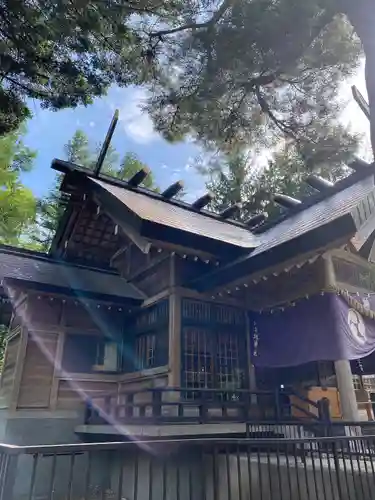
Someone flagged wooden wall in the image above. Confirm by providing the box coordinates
[1,290,173,413]
[0,330,21,408]
[56,377,118,411]
[18,332,58,408]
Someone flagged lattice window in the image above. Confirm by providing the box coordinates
[182,299,245,326]
[182,300,211,322]
[352,375,362,391]
[216,332,241,395]
[136,333,156,369]
[363,375,375,392]
[183,327,214,396]
[182,327,244,399]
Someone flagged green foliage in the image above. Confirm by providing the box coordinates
[0,324,7,372]
[202,121,360,220]
[33,130,158,250]
[0,0,197,135]
[146,1,363,152]
[0,127,37,244]
[0,0,143,135]
[1,0,372,152]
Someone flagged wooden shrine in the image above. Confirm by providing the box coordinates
[1,118,375,443]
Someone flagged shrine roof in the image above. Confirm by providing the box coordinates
[0,245,144,304]
[90,177,257,249]
[52,159,375,288]
[195,170,375,290]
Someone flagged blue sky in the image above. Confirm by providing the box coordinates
[21,66,371,203]
[22,86,206,202]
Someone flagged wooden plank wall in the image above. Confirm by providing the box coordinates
[17,332,58,408]
[0,333,21,408]
[56,379,118,411]
[118,374,168,406]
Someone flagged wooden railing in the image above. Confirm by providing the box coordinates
[84,387,327,426]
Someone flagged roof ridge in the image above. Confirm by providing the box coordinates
[53,159,251,230]
[53,158,375,236]
[254,165,375,233]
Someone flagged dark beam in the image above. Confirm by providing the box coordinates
[352,85,370,121]
[245,213,267,228]
[273,194,301,209]
[94,110,119,177]
[192,192,213,210]
[305,175,334,192]
[161,181,184,199]
[220,203,241,219]
[127,167,150,187]
[348,157,372,171]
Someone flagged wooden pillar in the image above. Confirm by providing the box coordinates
[10,326,28,411]
[50,330,66,410]
[335,359,360,421]
[324,253,359,421]
[323,253,336,288]
[168,293,181,388]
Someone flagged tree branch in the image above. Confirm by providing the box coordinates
[2,75,50,99]
[149,0,233,37]
[254,85,297,140]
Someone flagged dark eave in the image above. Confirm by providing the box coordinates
[192,169,375,292]
[0,245,144,305]
[192,215,355,292]
[52,160,257,256]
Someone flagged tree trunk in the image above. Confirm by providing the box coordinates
[340,0,375,160]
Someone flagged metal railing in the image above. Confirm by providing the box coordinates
[2,433,375,499]
[84,387,324,426]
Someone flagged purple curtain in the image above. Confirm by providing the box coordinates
[252,292,375,367]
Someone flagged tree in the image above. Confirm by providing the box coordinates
[135,0,374,156]
[0,127,37,244]
[3,2,375,160]
[64,130,120,173]
[0,0,160,135]
[201,121,359,220]
[33,130,158,250]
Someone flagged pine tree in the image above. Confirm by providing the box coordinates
[141,0,374,156]
[33,130,158,250]
[202,122,359,220]
[0,127,37,244]
[0,0,165,135]
[2,1,375,159]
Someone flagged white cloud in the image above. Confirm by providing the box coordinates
[89,121,95,128]
[118,89,159,144]
[161,164,168,169]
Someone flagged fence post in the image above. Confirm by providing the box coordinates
[320,398,343,500]
[0,453,18,500]
[274,388,281,420]
[153,390,162,418]
[84,400,92,425]
[199,391,208,423]
[332,441,344,500]
[126,393,134,418]
[317,397,331,436]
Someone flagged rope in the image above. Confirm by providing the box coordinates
[327,285,375,320]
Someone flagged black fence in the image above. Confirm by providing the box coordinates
[2,433,375,499]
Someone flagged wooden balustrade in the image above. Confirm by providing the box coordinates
[84,387,322,425]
